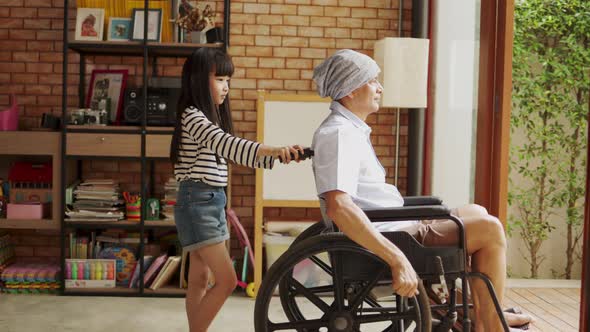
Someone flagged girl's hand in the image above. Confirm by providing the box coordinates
[259,145,305,164]
[275,145,305,164]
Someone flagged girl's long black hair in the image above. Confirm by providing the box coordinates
[170,48,235,163]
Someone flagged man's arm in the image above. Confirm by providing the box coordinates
[324,190,419,297]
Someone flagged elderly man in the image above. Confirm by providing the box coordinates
[311,49,531,331]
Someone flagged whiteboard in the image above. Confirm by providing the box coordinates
[259,96,331,201]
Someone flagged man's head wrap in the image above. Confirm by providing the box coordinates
[313,49,380,100]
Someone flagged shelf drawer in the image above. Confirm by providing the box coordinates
[67,133,140,157]
[146,135,172,158]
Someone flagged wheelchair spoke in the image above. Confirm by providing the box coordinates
[308,255,333,276]
[268,318,328,331]
[330,251,346,311]
[290,276,331,313]
[350,266,388,311]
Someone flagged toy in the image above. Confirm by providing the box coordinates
[226,208,255,297]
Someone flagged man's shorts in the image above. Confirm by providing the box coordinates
[401,208,461,247]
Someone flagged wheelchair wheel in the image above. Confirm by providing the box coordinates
[254,233,431,332]
[291,221,328,246]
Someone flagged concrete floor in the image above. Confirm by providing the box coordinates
[0,293,256,332]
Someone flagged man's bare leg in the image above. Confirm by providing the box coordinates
[457,204,531,330]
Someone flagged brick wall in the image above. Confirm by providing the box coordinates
[0,0,411,261]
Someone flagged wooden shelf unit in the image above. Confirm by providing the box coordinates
[0,131,61,230]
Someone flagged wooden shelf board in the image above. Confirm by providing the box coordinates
[144,220,176,228]
[64,220,141,229]
[143,285,186,295]
[64,286,139,295]
[0,218,58,230]
[68,40,222,57]
[66,125,174,133]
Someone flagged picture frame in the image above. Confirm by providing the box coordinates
[86,69,128,125]
[130,8,163,42]
[107,17,132,42]
[75,8,105,41]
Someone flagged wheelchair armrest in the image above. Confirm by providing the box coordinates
[363,205,451,222]
[403,196,443,206]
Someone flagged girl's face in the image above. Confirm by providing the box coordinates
[209,72,230,106]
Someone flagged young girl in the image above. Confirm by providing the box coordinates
[170,48,303,332]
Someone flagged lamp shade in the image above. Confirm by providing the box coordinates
[374,37,430,108]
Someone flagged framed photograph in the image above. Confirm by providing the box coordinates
[130,8,162,42]
[86,69,128,124]
[107,17,132,42]
[75,8,105,41]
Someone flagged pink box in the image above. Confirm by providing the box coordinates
[6,202,50,219]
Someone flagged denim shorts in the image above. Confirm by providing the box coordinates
[174,180,228,251]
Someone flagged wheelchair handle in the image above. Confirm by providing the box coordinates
[278,147,314,162]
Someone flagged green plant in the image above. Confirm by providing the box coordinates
[510,0,589,278]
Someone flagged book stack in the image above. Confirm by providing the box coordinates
[161,177,178,221]
[66,179,125,222]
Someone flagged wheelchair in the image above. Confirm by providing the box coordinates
[253,196,510,332]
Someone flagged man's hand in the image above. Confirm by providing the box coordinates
[390,255,419,297]
[324,190,420,298]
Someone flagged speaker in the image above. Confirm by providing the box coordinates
[123,88,179,126]
[123,89,143,124]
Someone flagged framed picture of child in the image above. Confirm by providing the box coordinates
[107,17,132,42]
[75,8,105,41]
[130,8,163,42]
[86,69,128,124]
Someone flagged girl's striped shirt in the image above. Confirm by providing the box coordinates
[174,107,274,187]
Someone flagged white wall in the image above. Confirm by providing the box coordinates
[430,0,480,208]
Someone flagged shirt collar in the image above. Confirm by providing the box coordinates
[330,101,372,135]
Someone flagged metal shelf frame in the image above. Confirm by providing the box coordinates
[59,0,230,297]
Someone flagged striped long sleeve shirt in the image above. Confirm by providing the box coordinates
[174,107,275,187]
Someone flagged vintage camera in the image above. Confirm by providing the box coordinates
[84,109,108,126]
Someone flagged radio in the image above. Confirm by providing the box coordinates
[123,87,180,126]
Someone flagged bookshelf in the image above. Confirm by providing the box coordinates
[59,0,231,297]
[0,131,64,231]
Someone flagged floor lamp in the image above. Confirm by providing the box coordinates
[374,37,430,186]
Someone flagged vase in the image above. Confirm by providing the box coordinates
[189,31,207,44]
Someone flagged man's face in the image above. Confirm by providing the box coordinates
[351,78,383,114]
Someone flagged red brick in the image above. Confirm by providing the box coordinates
[255,35,281,46]
[233,56,258,68]
[273,47,299,58]
[286,0,311,4]
[27,40,54,51]
[14,246,34,256]
[0,18,23,28]
[37,30,61,40]
[13,51,39,62]
[243,24,270,35]
[37,8,61,18]
[0,8,10,16]
[311,0,337,5]
[298,5,323,16]
[10,29,36,39]
[282,37,308,47]
[246,68,273,79]
[231,78,257,89]
[246,46,273,57]
[340,0,364,6]
[325,27,351,38]
[364,18,389,29]
[243,3,270,14]
[286,58,312,69]
[310,16,336,27]
[10,7,36,18]
[336,39,363,49]
[23,18,51,29]
[0,29,7,39]
[270,4,297,15]
[26,63,53,73]
[230,2,243,12]
[231,13,256,24]
[324,6,350,17]
[232,35,255,46]
[259,57,284,68]
[257,79,283,90]
[256,15,282,25]
[230,24,243,35]
[270,25,297,36]
[309,37,335,48]
[12,73,38,84]
[337,17,363,28]
[37,95,59,106]
[0,62,25,73]
[0,0,24,6]
[25,84,52,95]
[0,73,10,83]
[300,48,326,59]
[37,73,62,85]
[25,0,52,7]
[285,79,310,90]
[284,15,309,26]
[298,26,323,37]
